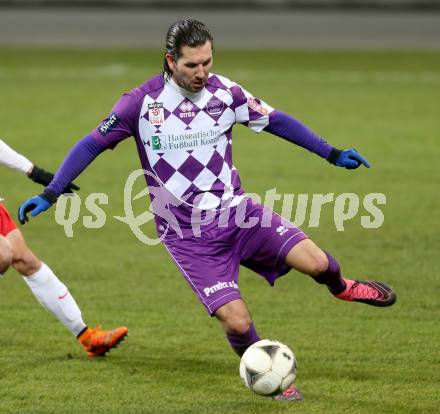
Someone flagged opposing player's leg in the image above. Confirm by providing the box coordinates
[284,239,396,307]
[7,228,87,334]
[0,235,13,275]
[6,228,128,357]
[0,203,16,274]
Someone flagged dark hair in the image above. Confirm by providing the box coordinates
[163,19,214,78]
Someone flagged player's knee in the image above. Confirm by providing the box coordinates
[215,299,252,334]
[308,250,329,276]
[226,315,252,335]
[12,248,41,276]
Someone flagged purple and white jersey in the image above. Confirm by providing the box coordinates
[91,73,274,232]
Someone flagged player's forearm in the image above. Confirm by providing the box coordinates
[264,111,334,159]
[0,138,33,174]
[43,134,106,202]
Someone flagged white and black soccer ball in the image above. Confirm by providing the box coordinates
[239,339,297,396]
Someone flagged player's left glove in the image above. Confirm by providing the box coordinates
[28,165,80,193]
[18,194,52,224]
[327,148,370,169]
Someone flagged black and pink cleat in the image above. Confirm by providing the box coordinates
[273,385,303,401]
[334,279,396,307]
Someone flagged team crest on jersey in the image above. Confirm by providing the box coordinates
[206,99,224,116]
[247,98,268,116]
[148,102,165,126]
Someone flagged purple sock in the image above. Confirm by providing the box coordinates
[313,251,347,295]
[226,324,261,357]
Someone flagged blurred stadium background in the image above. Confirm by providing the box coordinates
[0,0,439,48]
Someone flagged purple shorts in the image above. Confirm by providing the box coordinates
[163,198,308,315]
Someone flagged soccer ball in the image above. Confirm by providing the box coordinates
[239,339,297,396]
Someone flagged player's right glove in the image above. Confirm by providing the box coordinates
[28,165,80,193]
[18,193,53,224]
[327,148,370,169]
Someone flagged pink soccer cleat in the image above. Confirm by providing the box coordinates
[335,279,396,307]
[273,385,303,401]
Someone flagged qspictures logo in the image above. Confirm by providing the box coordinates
[53,169,387,245]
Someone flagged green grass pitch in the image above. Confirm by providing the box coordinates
[0,48,439,414]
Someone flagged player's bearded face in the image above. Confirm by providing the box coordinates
[168,41,213,93]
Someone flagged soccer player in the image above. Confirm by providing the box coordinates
[19,20,396,399]
[0,138,127,357]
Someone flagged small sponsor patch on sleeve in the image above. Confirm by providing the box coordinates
[98,112,121,136]
[247,98,268,116]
